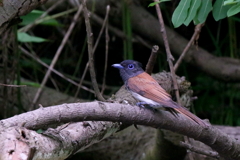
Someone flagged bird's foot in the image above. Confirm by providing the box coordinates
[136,102,148,108]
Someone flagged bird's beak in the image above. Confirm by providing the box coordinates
[112,64,124,69]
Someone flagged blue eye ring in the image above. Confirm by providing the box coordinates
[128,64,134,69]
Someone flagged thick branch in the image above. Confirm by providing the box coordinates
[0,122,120,160]
[0,101,239,159]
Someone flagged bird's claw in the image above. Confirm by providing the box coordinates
[136,102,147,108]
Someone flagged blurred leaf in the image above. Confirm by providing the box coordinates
[213,0,232,21]
[36,129,43,133]
[172,0,191,28]
[231,16,240,21]
[14,81,41,87]
[224,0,239,5]
[20,10,60,26]
[197,0,212,23]
[39,17,60,26]
[20,10,43,26]
[148,0,171,7]
[184,0,201,26]
[17,32,48,43]
[21,59,40,68]
[193,15,200,24]
[227,3,240,16]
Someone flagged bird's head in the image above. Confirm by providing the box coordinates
[112,60,144,82]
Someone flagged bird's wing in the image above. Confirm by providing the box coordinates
[127,72,178,108]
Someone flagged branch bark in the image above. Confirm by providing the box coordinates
[82,0,105,101]
[0,100,240,159]
[0,72,239,159]
[0,0,48,33]
[0,122,120,160]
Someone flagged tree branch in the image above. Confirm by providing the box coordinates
[180,141,220,159]
[82,0,105,101]
[154,1,180,104]
[32,4,83,106]
[145,45,159,74]
[174,23,204,71]
[0,100,240,159]
[0,121,121,159]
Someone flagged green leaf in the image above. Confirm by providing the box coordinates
[224,0,238,5]
[20,10,60,26]
[39,17,59,26]
[20,10,44,26]
[193,14,200,24]
[212,0,232,21]
[148,1,160,7]
[148,0,171,7]
[17,32,48,43]
[184,0,201,26]
[197,0,212,23]
[227,3,240,16]
[172,0,191,28]
[14,81,41,87]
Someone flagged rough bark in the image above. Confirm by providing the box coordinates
[1,100,240,159]
[0,72,239,159]
[0,122,121,160]
[0,0,48,33]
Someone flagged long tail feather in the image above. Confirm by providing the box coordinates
[174,107,209,127]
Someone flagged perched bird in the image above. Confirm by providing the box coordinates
[112,60,208,126]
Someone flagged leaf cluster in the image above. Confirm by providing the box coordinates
[168,0,240,27]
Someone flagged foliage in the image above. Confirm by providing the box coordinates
[148,0,171,7]
[19,10,60,26]
[17,32,48,43]
[122,0,133,59]
[171,0,240,28]
[18,10,61,43]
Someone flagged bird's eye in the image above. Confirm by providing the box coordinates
[128,64,134,69]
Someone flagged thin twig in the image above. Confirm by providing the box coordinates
[92,7,110,54]
[91,13,152,49]
[74,4,111,98]
[101,5,110,94]
[82,0,105,101]
[154,1,180,104]
[145,45,159,74]
[180,141,220,159]
[0,83,26,87]
[74,63,89,98]
[19,46,95,94]
[32,4,83,106]
[174,23,204,71]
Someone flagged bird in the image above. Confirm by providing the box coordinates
[112,60,208,127]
